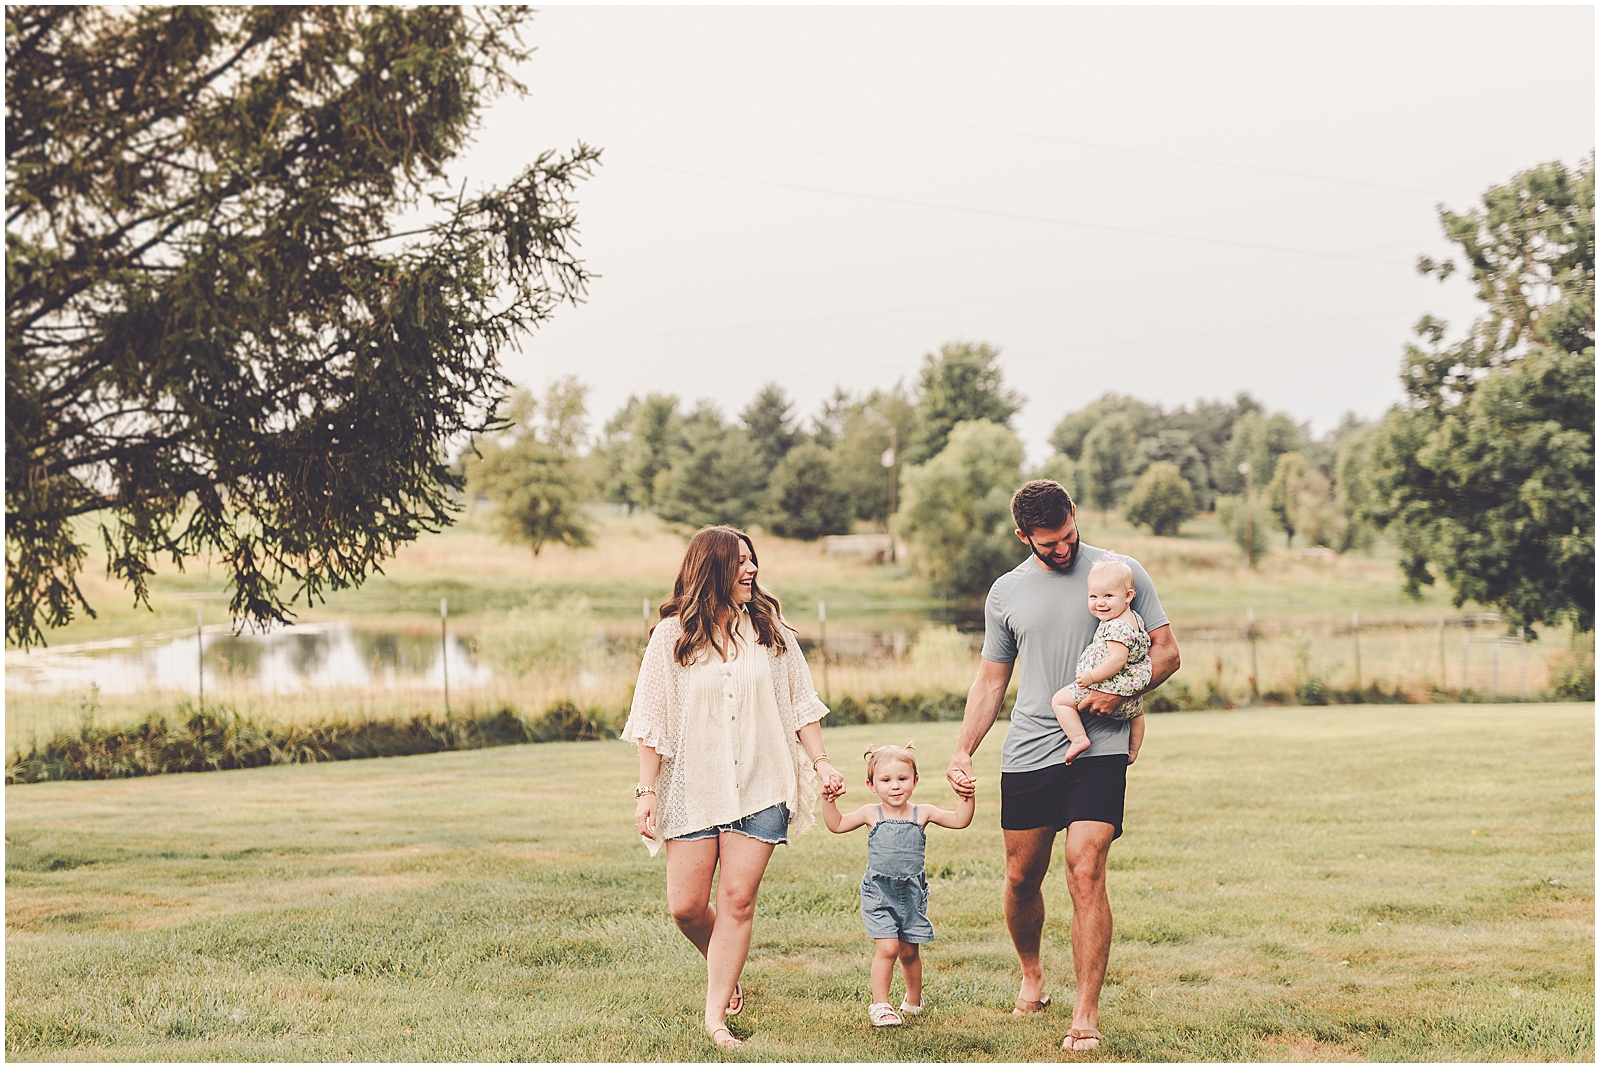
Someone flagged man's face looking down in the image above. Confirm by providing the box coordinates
[1017,510,1080,573]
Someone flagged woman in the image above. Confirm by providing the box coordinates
[624,526,846,1050]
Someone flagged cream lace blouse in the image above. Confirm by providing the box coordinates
[623,611,828,855]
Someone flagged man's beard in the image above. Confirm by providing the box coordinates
[1028,538,1078,573]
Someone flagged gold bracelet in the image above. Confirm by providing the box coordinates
[812,753,831,769]
[635,783,656,797]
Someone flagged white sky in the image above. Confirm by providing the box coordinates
[449,5,1595,463]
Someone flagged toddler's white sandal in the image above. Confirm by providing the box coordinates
[899,999,923,1015]
[869,1002,903,1027]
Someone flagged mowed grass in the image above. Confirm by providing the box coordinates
[6,705,1591,1061]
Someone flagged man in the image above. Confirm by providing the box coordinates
[945,479,1180,1053]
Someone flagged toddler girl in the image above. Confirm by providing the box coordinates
[1051,556,1152,764]
[820,743,974,1027]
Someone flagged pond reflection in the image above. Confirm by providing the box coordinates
[5,621,493,695]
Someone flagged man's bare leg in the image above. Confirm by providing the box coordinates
[1003,826,1057,1005]
[1062,820,1116,1048]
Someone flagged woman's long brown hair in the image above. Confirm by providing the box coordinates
[657,526,793,666]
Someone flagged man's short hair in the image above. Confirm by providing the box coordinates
[1011,480,1075,534]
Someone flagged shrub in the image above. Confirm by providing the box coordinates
[909,625,975,670]
[474,597,598,677]
[6,701,620,784]
[1123,462,1197,536]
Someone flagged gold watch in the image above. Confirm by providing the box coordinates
[635,784,656,798]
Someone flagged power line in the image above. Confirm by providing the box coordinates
[611,159,1418,268]
[839,104,1481,202]
[645,306,1426,397]
[529,238,1421,351]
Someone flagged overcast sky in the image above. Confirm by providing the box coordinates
[450,5,1595,463]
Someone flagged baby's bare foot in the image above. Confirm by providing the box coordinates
[1063,736,1092,765]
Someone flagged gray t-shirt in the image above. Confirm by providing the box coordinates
[981,544,1169,773]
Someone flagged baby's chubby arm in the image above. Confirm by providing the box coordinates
[1075,639,1130,687]
[821,796,873,833]
[921,790,976,830]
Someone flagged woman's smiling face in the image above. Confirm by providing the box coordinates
[732,538,757,605]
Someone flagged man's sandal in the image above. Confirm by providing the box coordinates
[1012,993,1051,1015]
[726,982,744,1017]
[710,1026,743,1050]
[1064,1027,1102,1051]
[868,1002,903,1027]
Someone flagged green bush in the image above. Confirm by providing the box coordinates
[473,596,598,677]
[1123,461,1197,536]
[6,702,620,785]
[1553,659,1596,701]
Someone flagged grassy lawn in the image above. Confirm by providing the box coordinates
[6,704,1591,1061]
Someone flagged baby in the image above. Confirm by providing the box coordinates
[1050,555,1152,764]
[821,743,974,1027]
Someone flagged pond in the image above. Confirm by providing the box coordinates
[5,621,493,696]
[3,619,955,696]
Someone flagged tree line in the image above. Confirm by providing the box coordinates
[471,153,1593,638]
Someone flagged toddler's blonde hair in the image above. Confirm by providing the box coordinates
[863,742,918,782]
[1088,554,1134,592]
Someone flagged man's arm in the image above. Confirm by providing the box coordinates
[946,657,1013,798]
[1077,624,1181,716]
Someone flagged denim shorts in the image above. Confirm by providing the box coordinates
[673,803,790,846]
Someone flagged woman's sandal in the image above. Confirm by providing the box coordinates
[726,982,744,1017]
[710,1026,743,1050]
[1012,992,1051,1015]
[1063,1027,1102,1052]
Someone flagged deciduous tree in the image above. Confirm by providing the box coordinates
[895,420,1025,597]
[1368,155,1594,633]
[906,341,1022,464]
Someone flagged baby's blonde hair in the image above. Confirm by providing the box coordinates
[863,742,918,782]
[1088,554,1135,592]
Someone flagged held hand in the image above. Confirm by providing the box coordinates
[634,794,658,840]
[946,752,977,800]
[816,759,846,802]
[1077,688,1127,718]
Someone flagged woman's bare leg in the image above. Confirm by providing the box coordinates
[703,832,776,1035]
[664,838,720,956]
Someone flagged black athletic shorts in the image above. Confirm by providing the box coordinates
[1000,755,1128,839]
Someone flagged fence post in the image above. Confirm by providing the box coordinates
[1463,635,1470,692]
[818,600,830,704]
[440,597,450,716]
[1491,634,1499,698]
[196,606,204,711]
[1518,625,1526,700]
[1437,615,1446,690]
[1352,610,1361,695]
[1246,607,1258,704]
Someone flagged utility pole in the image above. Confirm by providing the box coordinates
[882,428,897,563]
